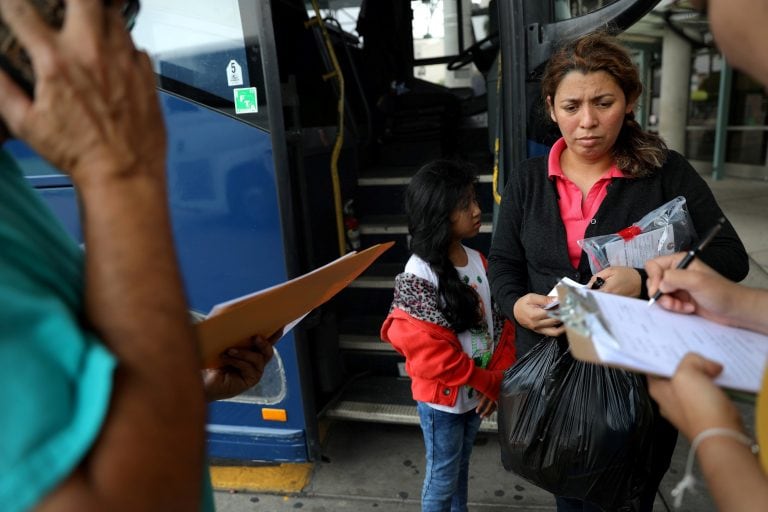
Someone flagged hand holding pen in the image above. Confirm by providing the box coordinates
[647,217,725,307]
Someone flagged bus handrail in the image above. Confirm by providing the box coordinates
[307,2,347,257]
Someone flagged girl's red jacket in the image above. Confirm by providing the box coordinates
[380,272,516,407]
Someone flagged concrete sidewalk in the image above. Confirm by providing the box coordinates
[214,174,768,512]
[705,175,768,283]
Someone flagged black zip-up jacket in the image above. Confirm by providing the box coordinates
[488,149,749,356]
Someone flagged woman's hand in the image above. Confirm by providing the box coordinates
[592,266,642,297]
[513,293,564,337]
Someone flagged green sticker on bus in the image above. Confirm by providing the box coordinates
[234,87,258,114]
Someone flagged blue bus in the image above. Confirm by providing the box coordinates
[12,0,660,463]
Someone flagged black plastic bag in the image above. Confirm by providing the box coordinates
[498,337,655,511]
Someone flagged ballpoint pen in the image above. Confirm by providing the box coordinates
[647,217,726,307]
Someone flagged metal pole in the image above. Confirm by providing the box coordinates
[712,60,733,180]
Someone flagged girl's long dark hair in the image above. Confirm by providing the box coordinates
[541,31,668,177]
[404,160,481,333]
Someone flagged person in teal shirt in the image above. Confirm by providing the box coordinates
[0,1,272,510]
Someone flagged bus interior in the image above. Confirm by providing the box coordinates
[265,0,659,456]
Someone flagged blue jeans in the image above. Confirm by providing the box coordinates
[555,496,604,512]
[417,401,482,512]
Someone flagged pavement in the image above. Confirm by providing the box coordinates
[213,174,768,512]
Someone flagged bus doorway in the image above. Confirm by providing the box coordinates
[271,0,660,451]
[9,0,660,464]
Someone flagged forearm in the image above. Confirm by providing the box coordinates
[0,1,205,509]
[697,436,768,511]
[73,171,205,509]
[488,182,528,318]
[697,275,768,335]
[79,171,199,372]
[488,261,525,317]
[466,368,504,400]
[727,286,768,335]
[488,243,527,319]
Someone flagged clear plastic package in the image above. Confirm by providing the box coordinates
[578,196,694,274]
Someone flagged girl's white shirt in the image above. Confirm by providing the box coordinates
[404,245,495,414]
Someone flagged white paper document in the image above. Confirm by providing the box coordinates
[604,225,676,268]
[561,286,768,393]
[544,277,586,310]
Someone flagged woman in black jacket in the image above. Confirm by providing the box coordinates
[488,32,748,512]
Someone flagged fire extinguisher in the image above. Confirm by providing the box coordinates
[343,199,361,252]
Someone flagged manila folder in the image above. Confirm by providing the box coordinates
[197,241,393,367]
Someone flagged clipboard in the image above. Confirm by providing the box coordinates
[553,280,768,394]
[197,241,394,367]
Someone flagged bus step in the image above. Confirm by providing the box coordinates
[325,401,499,433]
[323,375,498,432]
[348,274,395,289]
[339,334,394,352]
[359,213,493,235]
[358,166,492,187]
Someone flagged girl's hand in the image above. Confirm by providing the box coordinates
[513,293,564,337]
[475,393,497,418]
[592,266,642,297]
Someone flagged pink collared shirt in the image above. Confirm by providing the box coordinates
[548,138,625,268]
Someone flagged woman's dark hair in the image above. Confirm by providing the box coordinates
[541,31,667,177]
[405,160,481,333]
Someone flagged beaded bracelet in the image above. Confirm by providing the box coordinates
[671,427,760,508]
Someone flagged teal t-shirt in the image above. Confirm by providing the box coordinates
[0,151,214,511]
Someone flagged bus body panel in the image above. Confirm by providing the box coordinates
[17,89,311,462]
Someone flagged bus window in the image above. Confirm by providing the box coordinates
[304,0,362,37]
[130,0,290,406]
[131,0,271,131]
[225,351,288,405]
[412,0,486,91]
[559,0,621,18]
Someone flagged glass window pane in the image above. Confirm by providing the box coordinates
[559,0,620,18]
[686,129,716,161]
[726,131,768,165]
[470,0,492,42]
[414,62,485,94]
[225,350,287,404]
[304,1,363,39]
[412,0,459,58]
[730,73,768,126]
[689,50,721,127]
[131,0,271,131]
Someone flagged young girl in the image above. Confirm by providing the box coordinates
[381,160,515,512]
